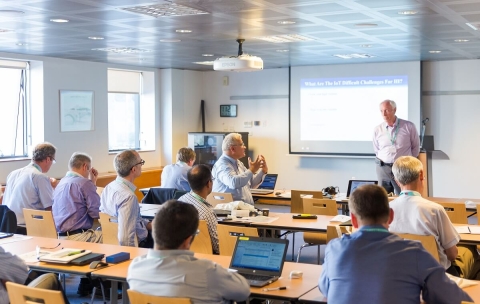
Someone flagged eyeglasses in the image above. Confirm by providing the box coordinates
[193,229,200,236]
[211,177,215,182]
[130,159,145,171]
[50,156,56,164]
[232,143,245,148]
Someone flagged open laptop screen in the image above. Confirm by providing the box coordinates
[230,237,287,273]
[258,174,278,190]
[346,180,378,197]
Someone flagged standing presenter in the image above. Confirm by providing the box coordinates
[373,100,420,194]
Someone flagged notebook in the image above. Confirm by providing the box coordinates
[346,180,378,198]
[39,248,92,264]
[229,236,288,287]
[250,174,278,195]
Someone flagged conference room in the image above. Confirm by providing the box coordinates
[2,0,480,303]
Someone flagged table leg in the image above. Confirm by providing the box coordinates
[122,282,129,304]
[110,281,118,304]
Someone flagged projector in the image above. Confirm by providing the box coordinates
[213,55,263,72]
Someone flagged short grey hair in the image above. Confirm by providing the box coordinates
[114,150,138,177]
[177,147,196,163]
[222,133,242,151]
[380,99,397,110]
[392,156,423,185]
[69,152,92,170]
[32,142,56,162]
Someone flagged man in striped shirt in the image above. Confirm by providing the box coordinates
[179,164,219,254]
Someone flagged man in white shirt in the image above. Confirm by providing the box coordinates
[389,156,477,278]
[161,147,196,191]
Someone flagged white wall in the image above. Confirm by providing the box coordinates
[0,52,161,181]
[422,60,480,198]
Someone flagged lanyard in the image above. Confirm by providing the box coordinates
[400,191,421,196]
[190,192,210,206]
[116,177,135,194]
[362,227,389,233]
[31,163,42,172]
[65,171,82,178]
[385,119,400,145]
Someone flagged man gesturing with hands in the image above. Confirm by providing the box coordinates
[212,133,268,205]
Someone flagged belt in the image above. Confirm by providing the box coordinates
[376,157,394,167]
[58,228,85,236]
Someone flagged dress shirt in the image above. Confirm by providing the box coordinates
[389,193,460,269]
[373,117,420,163]
[178,192,219,254]
[4,163,54,225]
[0,246,29,303]
[212,154,265,205]
[100,177,149,246]
[127,249,250,304]
[160,161,191,191]
[319,226,472,304]
[52,171,100,232]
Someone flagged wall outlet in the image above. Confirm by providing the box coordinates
[223,76,229,86]
[244,121,252,128]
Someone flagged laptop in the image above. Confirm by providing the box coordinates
[346,180,378,198]
[229,236,289,287]
[250,174,278,195]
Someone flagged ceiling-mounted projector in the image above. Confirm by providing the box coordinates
[213,39,263,72]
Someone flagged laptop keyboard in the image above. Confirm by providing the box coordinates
[240,273,273,281]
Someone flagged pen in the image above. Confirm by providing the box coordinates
[67,250,85,256]
[262,286,287,291]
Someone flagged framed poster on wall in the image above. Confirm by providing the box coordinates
[59,90,94,132]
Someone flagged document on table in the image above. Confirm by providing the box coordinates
[330,215,351,223]
[242,216,279,224]
[0,234,31,245]
[454,226,480,234]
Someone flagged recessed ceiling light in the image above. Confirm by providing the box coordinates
[160,39,181,42]
[175,29,192,33]
[454,39,469,42]
[88,36,104,40]
[398,10,418,15]
[121,3,209,18]
[429,50,441,53]
[276,49,289,52]
[193,61,214,65]
[0,10,25,16]
[202,54,214,57]
[254,34,314,43]
[92,47,151,53]
[16,42,28,46]
[277,20,296,25]
[360,44,372,48]
[355,23,378,28]
[466,23,478,30]
[50,18,69,23]
[333,53,375,59]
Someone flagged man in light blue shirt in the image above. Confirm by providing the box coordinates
[4,142,59,232]
[212,133,267,205]
[160,147,196,191]
[319,184,472,304]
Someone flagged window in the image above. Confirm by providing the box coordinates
[107,69,155,152]
[0,60,30,159]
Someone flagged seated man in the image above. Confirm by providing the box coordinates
[3,142,59,234]
[127,200,250,303]
[390,156,477,278]
[0,245,29,303]
[319,184,472,303]
[100,150,152,247]
[178,164,219,254]
[161,147,196,191]
[212,133,267,205]
[52,152,102,242]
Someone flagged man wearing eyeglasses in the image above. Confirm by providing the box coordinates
[127,200,250,303]
[3,142,59,234]
[212,133,268,205]
[100,150,153,247]
[52,152,102,243]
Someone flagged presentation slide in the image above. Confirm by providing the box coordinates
[290,62,421,156]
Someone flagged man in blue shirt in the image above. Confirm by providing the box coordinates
[161,147,196,191]
[212,133,267,205]
[319,184,472,304]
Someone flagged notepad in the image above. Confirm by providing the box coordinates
[454,226,480,234]
[330,215,351,223]
[39,248,92,264]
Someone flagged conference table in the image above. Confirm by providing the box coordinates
[1,235,322,304]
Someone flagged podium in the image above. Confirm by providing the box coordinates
[418,135,448,197]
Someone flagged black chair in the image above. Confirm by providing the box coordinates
[0,205,17,233]
[141,188,176,204]
[173,190,188,200]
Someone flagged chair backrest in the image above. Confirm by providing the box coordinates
[435,202,468,224]
[303,198,337,216]
[0,205,17,233]
[396,233,440,262]
[127,290,191,303]
[99,212,119,245]
[22,209,57,239]
[6,281,65,304]
[326,225,342,243]
[96,186,104,196]
[217,224,259,256]
[206,192,233,208]
[142,188,176,205]
[291,190,323,213]
[189,220,213,254]
[173,190,188,200]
